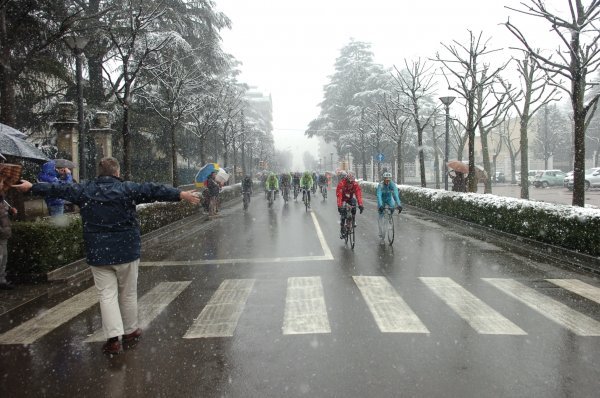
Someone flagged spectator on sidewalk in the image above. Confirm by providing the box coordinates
[0,177,17,290]
[206,171,220,218]
[12,157,200,355]
[37,161,73,216]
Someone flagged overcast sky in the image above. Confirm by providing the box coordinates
[216,0,561,169]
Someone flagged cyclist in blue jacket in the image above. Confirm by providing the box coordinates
[376,172,402,239]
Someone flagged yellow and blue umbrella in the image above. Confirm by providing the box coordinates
[195,163,219,188]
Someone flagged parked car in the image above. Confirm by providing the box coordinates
[533,170,566,188]
[519,170,543,186]
[564,167,600,191]
[493,172,506,183]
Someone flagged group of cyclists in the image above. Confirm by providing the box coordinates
[241,169,403,243]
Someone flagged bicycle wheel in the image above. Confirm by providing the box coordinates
[243,193,249,211]
[386,211,394,245]
[350,216,356,249]
[344,220,350,245]
[268,191,273,207]
[305,194,309,212]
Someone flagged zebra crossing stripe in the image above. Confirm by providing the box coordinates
[420,277,526,335]
[283,277,331,335]
[85,281,191,342]
[0,287,98,345]
[483,278,600,336]
[183,279,255,338]
[353,276,429,334]
[546,279,600,305]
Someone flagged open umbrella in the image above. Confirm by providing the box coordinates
[0,123,47,163]
[194,163,219,188]
[446,160,469,174]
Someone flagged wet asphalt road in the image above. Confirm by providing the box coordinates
[1,189,600,397]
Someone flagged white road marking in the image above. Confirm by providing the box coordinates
[183,279,255,338]
[420,277,526,335]
[283,277,331,335]
[0,287,98,345]
[484,278,600,336]
[310,212,334,260]
[546,279,600,305]
[353,276,429,334]
[86,281,191,342]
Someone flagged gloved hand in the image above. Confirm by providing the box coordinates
[378,206,384,213]
[397,205,403,214]
[359,205,364,214]
[338,207,343,215]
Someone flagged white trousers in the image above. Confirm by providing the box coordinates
[90,259,139,339]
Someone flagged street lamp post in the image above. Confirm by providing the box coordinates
[439,96,455,190]
[64,36,89,181]
[330,152,334,171]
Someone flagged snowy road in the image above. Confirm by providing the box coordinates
[1,190,599,397]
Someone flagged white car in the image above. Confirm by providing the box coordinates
[563,168,600,191]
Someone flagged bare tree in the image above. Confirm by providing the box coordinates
[392,59,437,187]
[500,116,522,184]
[437,31,508,192]
[477,72,511,194]
[139,48,206,186]
[505,0,600,206]
[377,93,412,183]
[103,1,170,180]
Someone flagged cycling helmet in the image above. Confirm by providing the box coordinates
[382,172,392,179]
[347,172,355,182]
[338,170,347,179]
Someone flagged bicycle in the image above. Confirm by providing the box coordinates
[242,190,251,211]
[302,188,311,211]
[282,184,290,204]
[293,185,299,201]
[267,189,275,207]
[378,205,397,245]
[340,203,356,249]
[320,184,327,200]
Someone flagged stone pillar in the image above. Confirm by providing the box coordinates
[89,111,114,175]
[53,102,80,181]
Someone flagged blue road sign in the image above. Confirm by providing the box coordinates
[375,153,384,162]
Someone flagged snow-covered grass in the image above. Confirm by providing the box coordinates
[360,181,600,257]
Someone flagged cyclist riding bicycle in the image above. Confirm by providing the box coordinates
[317,173,328,191]
[312,172,318,193]
[280,172,292,200]
[336,171,364,238]
[377,172,402,238]
[300,171,314,207]
[292,172,301,199]
[242,175,253,194]
[265,172,279,199]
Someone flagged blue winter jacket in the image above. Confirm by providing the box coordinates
[37,161,73,207]
[31,176,181,266]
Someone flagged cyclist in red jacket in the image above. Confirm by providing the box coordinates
[336,171,364,238]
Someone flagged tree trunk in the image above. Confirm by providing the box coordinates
[0,7,15,126]
[170,124,178,187]
[418,128,426,187]
[480,131,492,193]
[396,140,402,184]
[520,116,530,199]
[86,0,104,108]
[122,105,132,180]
